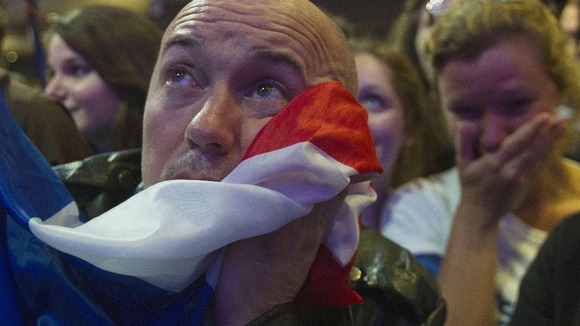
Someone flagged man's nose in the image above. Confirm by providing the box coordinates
[480,112,508,153]
[184,87,238,154]
[44,75,66,101]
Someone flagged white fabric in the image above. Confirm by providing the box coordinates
[380,167,547,325]
[29,142,376,292]
[380,167,460,255]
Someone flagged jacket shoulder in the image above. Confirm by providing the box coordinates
[54,149,142,219]
[351,227,447,325]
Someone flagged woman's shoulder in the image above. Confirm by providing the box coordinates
[388,167,460,209]
[379,168,459,256]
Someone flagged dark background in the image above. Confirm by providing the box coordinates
[313,0,404,36]
[1,0,405,83]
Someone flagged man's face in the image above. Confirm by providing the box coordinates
[142,0,349,187]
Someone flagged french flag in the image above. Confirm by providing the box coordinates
[0,81,381,323]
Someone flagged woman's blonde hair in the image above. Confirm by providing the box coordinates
[425,0,580,148]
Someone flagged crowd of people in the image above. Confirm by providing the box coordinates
[0,0,578,325]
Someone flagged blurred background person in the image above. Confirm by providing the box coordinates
[386,0,572,166]
[0,7,91,164]
[346,34,449,228]
[389,0,570,82]
[44,5,162,154]
[561,0,580,58]
[381,0,580,324]
[386,0,455,170]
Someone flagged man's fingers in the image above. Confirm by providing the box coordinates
[304,188,348,233]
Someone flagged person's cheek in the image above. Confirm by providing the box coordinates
[370,111,401,168]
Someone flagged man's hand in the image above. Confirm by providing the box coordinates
[212,190,347,325]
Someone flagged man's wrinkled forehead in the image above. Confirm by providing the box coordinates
[168,0,300,38]
[161,0,354,91]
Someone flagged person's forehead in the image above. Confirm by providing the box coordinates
[164,1,336,74]
[166,1,321,50]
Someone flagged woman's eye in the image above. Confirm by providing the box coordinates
[67,65,91,77]
[359,95,389,113]
[504,99,532,116]
[450,106,481,120]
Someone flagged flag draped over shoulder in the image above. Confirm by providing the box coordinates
[0,81,381,323]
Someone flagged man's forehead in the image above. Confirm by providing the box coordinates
[163,1,318,62]
[162,12,305,68]
[166,2,296,47]
[172,0,295,30]
[163,0,357,94]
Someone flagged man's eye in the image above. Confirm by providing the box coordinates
[245,81,290,117]
[169,68,187,84]
[252,82,287,101]
[166,66,198,88]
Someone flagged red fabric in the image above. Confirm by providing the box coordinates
[243,81,381,306]
[244,81,382,177]
[295,246,362,306]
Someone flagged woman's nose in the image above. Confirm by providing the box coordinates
[44,75,66,101]
[480,112,509,153]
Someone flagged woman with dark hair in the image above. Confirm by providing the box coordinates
[44,5,162,153]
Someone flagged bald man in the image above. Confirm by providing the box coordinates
[1,0,445,324]
[142,1,359,323]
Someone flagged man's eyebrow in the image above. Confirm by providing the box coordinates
[159,39,303,74]
[160,36,201,56]
[254,50,301,72]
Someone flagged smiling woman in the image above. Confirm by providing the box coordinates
[43,5,162,154]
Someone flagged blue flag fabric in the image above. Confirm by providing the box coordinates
[0,91,212,324]
[0,205,21,326]
[0,94,75,229]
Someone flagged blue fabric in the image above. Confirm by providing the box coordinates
[0,206,22,326]
[0,89,77,229]
[0,89,213,324]
[415,254,442,278]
